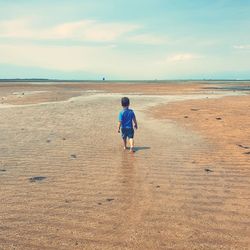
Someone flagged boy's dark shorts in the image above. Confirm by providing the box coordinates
[121,128,134,139]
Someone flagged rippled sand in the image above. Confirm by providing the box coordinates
[0,82,249,249]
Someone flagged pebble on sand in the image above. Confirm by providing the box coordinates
[204,168,213,173]
[29,176,47,182]
[237,144,250,149]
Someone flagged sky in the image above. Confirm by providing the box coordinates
[0,0,250,80]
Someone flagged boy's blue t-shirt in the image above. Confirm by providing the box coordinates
[119,108,135,128]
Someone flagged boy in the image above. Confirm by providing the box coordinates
[117,97,138,152]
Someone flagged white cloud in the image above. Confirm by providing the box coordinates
[233,44,250,50]
[0,18,169,46]
[44,20,140,42]
[0,18,140,42]
[166,53,201,62]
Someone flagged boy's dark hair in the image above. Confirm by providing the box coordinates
[121,97,130,107]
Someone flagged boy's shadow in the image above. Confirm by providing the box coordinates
[134,146,150,152]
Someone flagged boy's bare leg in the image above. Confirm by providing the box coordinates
[123,138,127,150]
[129,138,135,152]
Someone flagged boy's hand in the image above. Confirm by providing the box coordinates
[134,124,138,129]
[117,121,121,133]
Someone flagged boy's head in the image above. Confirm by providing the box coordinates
[121,97,130,107]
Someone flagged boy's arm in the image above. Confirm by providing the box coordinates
[118,111,122,133]
[117,121,121,133]
[133,115,138,129]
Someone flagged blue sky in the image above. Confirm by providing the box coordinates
[0,0,250,80]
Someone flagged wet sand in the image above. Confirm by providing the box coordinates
[0,81,249,249]
[150,95,250,166]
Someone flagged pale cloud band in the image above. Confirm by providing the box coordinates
[233,45,250,50]
[0,43,206,79]
[167,53,201,62]
[0,18,167,45]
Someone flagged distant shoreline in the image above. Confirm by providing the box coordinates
[0,79,250,84]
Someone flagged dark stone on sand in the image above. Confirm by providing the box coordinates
[106,198,114,202]
[0,169,6,172]
[184,116,188,118]
[46,139,51,143]
[62,137,66,140]
[70,154,77,159]
[65,200,69,203]
[98,202,102,205]
[237,144,250,149]
[156,185,160,188]
[204,168,213,173]
[216,117,222,120]
[244,151,250,155]
[191,108,199,111]
[29,176,46,182]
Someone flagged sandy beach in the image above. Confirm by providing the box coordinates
[0,81,249,249]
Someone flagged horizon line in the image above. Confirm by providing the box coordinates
[1,78,250,82]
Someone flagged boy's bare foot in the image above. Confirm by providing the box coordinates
[130,147,135,153]
[123,146,127,150]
